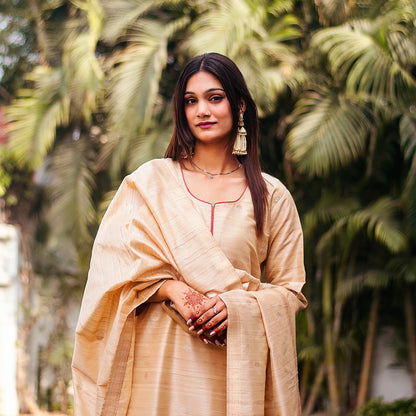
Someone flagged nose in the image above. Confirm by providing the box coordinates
[196,100,210,117]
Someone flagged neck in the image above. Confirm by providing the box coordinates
[192,143,238,173]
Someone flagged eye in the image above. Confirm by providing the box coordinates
[210,95,224,102]
[184,97,197,105]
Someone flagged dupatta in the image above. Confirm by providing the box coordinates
[72,158,307,416]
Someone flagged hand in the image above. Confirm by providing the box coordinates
[149,281,227,346]
[187,296,228,346]
[164,281,210,322]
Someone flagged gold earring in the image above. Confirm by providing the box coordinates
[232,111,247,155]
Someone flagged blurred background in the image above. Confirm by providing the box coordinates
[0,0,415,415]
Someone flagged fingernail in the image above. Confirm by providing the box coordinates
[197,329,203,335]
[209,330,216,336]
[186,319,192,325]
[188,325,195,331]
[199,335,208,344]
[215,340,220,346]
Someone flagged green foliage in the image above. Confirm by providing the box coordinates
[287,88,372,176]
[0,148,12,197]
[2,0,416,414]
[0,0,37,90]
[353,398,416,416]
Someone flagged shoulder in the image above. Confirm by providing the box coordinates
[261,172,291,201]
[261,172,302,230]
[129,158,175,178]
[124,158,178,186]
[261,172,301,217]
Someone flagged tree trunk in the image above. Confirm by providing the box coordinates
[323,263,340,415]
[365,127,378,178]
[300,359,311,406]
[303,362,326,416]
[356,290,380,409]
[404,290,416,396]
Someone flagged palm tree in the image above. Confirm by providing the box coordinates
[286,0,416,412]
[5,0,416,413]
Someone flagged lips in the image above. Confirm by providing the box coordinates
[197,122,216,129]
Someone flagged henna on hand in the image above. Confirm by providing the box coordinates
[183,288,206,314]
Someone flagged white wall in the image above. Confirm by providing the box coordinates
[370,326,414,402]
[0,224,19,416]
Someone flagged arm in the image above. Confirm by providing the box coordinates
[264,185,306,295]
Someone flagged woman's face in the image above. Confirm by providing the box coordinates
[184,71,234,147]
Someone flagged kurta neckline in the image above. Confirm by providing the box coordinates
[178,161,248,207]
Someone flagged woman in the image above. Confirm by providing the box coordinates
[72,53,307,416]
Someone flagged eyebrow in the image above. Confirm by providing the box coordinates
[184,88,225,95]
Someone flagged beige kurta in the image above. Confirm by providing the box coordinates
[72,158,307,416]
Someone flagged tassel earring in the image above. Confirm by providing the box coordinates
[232,111,247,155]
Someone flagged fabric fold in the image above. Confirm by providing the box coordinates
[72,158,307,416]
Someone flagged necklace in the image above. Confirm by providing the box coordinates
[190,158,242,179]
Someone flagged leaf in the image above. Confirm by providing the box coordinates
[335,269,391,301]
[47,136,96,245]
[6,67,70,168]
[106,16,189,143]
[311,16,416,109]
[287,88,372,176]
[101,0,186,43]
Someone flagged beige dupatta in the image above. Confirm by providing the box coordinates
[72,158,306,416]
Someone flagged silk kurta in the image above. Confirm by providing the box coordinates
[72,158,307,416]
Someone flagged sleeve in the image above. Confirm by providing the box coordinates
[264,186,306,295]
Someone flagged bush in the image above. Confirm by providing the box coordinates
[353,398,416,416]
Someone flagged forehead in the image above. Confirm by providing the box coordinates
[185,71,224,93]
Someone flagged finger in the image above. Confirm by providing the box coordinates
[212,329,227,346]
[196,308,227,334]
[209,319,228,337]
[187,298,217,329]
[191,303,221,330]
[199,334,209,344]
[196,297,218,316]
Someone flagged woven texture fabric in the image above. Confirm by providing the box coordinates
[72,158,307,416]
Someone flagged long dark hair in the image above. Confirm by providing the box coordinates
[165,53,268,234]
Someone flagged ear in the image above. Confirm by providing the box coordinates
[239,99,246,112]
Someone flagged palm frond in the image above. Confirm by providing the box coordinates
[232,38,304,114]
[400,114,416,232]
[106,16,189,144]
[126,125,172,173]
[335,269,391,301]
[71,0,104,39]
[311,16,416,109]
[47,136,96,244]
[286,88,372,176]
[346,197,407,253]
[298,344,323,362]
[101,0,186,43]
[6,67,70,168]
[184,0,259,57]
[317,197,407,254]
[62,34,104,123]
[184,0,302,115]
[303,195,360,236]
[267,0,296,16]
[98,188,118,223]
[388,256,416,284]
